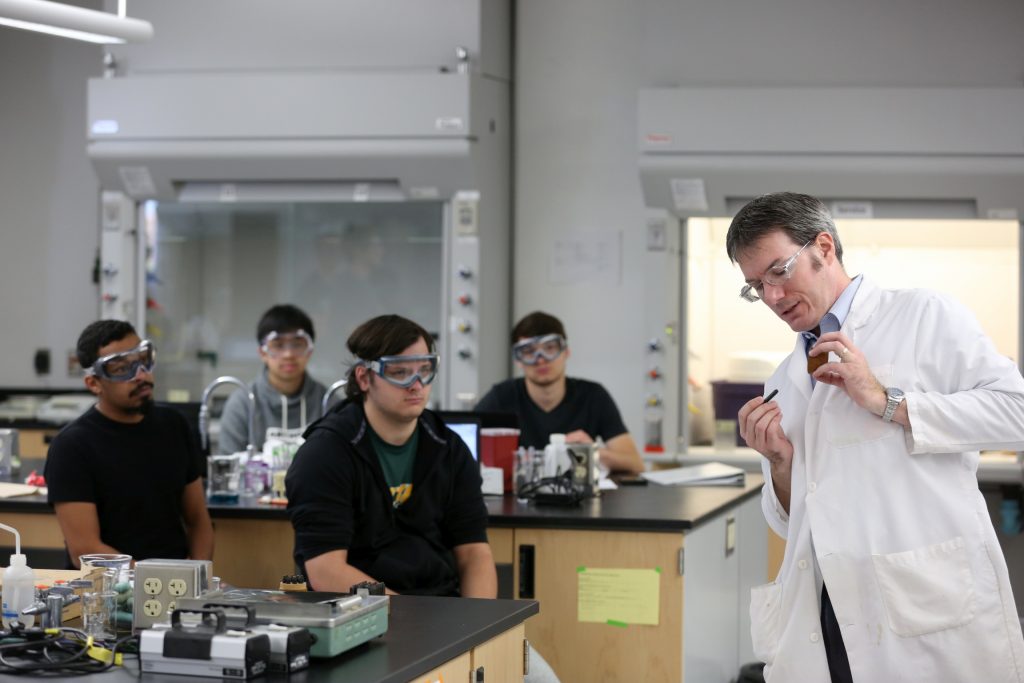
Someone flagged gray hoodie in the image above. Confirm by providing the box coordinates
[218,368,328,454]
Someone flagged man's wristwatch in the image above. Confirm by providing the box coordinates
[882,387,905,423]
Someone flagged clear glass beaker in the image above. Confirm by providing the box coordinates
[79,553,132,588]
[81,590,118,640]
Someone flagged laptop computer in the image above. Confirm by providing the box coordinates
[436,411,483,462]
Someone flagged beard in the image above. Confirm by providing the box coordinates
[125,383,155,415]
[125,396,154,416]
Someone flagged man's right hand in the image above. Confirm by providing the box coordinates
[738,394,794,513]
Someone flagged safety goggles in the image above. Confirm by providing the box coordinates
[512,334,566,365]
[87,340,156,382]
[740,240,812,303]
[362,354,439,389]
[260,330,314,358]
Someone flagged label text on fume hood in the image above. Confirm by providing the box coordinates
[830,201,873,219]
[670,178,708,212]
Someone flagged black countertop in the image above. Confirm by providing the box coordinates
[2,457,763,533]
[28,595,537,683]
[485,474,763,531]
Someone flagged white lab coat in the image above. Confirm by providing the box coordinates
[751,277,1024,682]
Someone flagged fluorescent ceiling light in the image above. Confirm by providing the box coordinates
[0,0,152,44]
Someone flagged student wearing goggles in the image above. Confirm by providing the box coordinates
[260,329,314,358]
[46,319,213,570]
[286,314,496,601]
[361,354,439,388]
[86,339,156,382]
[475,311,644,475]
[220,305,329,455]
[512,334,566,365]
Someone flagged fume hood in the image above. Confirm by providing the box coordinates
[636,86,1024,453]
[87,70,510,407]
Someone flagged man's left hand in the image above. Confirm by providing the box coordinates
[810,332,887,417]
[565,429,594,444]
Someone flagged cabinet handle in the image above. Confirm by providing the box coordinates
[518,544,535,599]
[472,665,484,681]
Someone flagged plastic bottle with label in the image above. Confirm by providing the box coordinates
[543,433,572,479]
[1,523,36,628]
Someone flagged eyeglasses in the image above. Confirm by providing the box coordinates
[740,240,813,302]
[362,354,439,389]
[87,340,156,382]
[512,334,567,365]
[260,330,314,358]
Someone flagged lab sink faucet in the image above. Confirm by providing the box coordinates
[321,379,348,414]
[199,376,254,455]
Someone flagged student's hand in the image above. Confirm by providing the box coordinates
[811,332,887,416]
[565,430,594,444]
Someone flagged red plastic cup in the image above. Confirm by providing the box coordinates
[480,428,520,492]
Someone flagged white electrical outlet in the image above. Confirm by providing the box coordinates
[133,559,213,631]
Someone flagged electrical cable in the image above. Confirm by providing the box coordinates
[516,469,587,506]
[0,623,138,677]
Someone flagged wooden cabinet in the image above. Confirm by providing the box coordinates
[19,428,57,459]
[472,623,527,683]
[416,651,471,683]
[512,528,684,682]
[211,517,294,588]
[414,623,526,683]
[488,526,514,564]
[491,494,767,682]
[2,512,64,549]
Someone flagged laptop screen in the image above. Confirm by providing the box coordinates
[437,412,482,461]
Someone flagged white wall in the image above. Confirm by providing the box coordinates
[3,0,1023,407]
[0,2,103,389]
[515,0,1024,441]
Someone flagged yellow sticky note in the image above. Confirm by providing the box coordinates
[577,567,660,626]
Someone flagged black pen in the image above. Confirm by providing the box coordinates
[764,388,779,402]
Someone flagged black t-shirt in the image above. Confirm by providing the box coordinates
[474,377,628,449]
[45,405,202,564]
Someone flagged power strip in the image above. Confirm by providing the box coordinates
[133,559,213,631]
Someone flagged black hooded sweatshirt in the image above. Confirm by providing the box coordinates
[285,400,488,595]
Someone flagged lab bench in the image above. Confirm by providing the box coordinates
[1,462,768,683]
[0,419,61,459]
[24,594,536,683]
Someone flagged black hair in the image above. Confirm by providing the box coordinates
[510,311,566,345]
[76,320,137,369]
[344,315,435,401]
[256,304,315,342]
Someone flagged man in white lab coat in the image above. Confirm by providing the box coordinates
[731,192,1024,682]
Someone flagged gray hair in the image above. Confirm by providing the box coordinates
[726,192,843,264]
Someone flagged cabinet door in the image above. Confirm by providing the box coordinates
[21,428,57,458]
[416,650,471,683]
[212,518,294,588]
[514,528,683,682]
[470,622,525,683]
[489,527,515,599]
